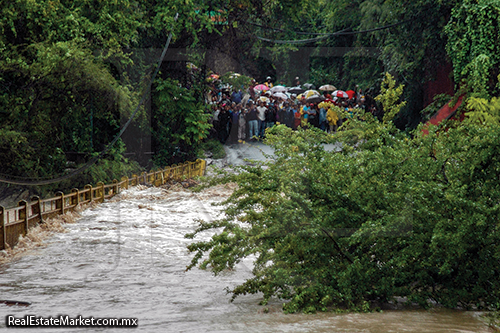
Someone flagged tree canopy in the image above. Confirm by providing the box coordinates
[2,0,500,196]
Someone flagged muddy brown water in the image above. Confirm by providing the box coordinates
[0,185,491,332]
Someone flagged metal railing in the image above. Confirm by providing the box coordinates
[0,159,206,251]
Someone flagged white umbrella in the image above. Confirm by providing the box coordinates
[270,85,287,93]
[319,84,336,91]
[273,92,289,100]
[303,90,320,98]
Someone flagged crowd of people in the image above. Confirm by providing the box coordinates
[207,76,375,144]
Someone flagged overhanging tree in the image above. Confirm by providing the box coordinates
[186,87,500,313]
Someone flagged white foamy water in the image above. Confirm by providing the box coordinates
[0,185,491,332]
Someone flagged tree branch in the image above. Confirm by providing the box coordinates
[320,227,354,264]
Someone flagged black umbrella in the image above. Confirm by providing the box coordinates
[305,95,325,104]
[288,86,305,94]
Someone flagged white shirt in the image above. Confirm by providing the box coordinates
[256,106,267,121]
[213,109,220,121]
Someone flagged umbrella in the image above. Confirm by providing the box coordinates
[273,92,289,100]
[346,90,356,99]
[288,86,305,94]
[303,83,316,89]
[332,90,349,98]
[258,96,270,103]
[270,85,287,93]
[210,74,220,80]
[306,95,325,104]
[254,84,270,92]
[303,90,320,98]
[319,84,336,91]
[229,72,241,78]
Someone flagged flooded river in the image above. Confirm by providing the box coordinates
[0,182,492,332]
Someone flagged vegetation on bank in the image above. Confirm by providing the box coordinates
[197,139,227,160]
[186,74,500,314]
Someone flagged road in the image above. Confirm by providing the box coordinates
[218,140,343,167]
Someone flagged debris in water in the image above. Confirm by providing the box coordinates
[0,300,31,307]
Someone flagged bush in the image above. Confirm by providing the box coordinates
[197,139,226,160]
[186,107,500,313]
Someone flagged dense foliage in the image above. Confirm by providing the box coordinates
[2,0,500,199]
[0,0,211,197]
[186,97,500,313]
[445,0,500,98]
[152,78,211,166]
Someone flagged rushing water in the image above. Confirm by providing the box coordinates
[0,185,491,332]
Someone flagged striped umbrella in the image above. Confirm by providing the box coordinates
[332,90,349,98]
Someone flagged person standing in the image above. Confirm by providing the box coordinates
[278,101,287,126]
[309,104,319,128]
[319,106,327,131]
[231,89,242,104]
[218,104,230,143]
[238,106,247,142]
[301,102,311,128]
[293,105,301,130]
[327,106,339,133]
[256,100,267,138]
[265,101,276,131]
[285,102,294,128]
[228,103,239,143]
[264,76,274,88]
[246,101,259,140]
[248,79,257,100]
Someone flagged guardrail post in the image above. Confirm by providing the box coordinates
[0,206,6,250]
[31,196,43,224]
[84,184,92,203]
[171,164,177,180]
[55,192,65,215]
[112,179,118,196]
[71,188,79,208]
[167,168,170,181]
[18,200,28,235]
[121,176,129,190]
[97,182,105,203]
[195,160,203,176]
